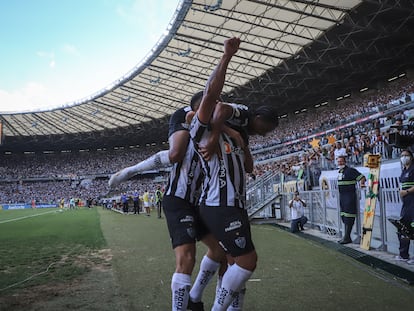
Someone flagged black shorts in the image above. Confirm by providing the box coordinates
[199,205,255,257]
[162,195,209,249]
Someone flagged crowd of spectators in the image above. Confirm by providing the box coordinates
[0,146,164,180]
[1,76,414,204]
[0,175,168,206]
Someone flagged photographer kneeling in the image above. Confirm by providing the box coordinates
[289,191,307,233]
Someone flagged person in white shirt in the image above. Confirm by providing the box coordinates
[334,141,347,167]
[289,191,307,233]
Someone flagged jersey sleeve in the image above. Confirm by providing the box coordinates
[168,107,191,137]
[224,103,250,145]
[225,103,249,127]
[189,114,208,144]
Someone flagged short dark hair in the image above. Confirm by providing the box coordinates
[190,91,204,110]
[337,155,346,161]
[251,106,279,126]
[402,149,413,158]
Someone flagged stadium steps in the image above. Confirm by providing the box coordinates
[247,193,281,219]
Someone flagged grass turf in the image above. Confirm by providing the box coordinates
[0,208,105,292]
[98,208,414,311]
[1,207,414,310]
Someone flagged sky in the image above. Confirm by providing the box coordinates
[0,0,180,113]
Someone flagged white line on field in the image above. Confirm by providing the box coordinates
[0,210,58,224]
[248,279,261,282]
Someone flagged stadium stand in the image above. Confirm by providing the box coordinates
[1,0,414,279]
[1,76,413,205]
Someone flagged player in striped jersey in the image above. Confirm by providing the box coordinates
[190,37,278,311]
[162,93,229,311]
[107,92,226,310]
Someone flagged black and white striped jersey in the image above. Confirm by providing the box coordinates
[190,115,247,209]
[168,106,192,137]
[164,107,203,205]
[224,103,249,128]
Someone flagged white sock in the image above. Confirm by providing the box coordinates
[171,272,191,311]
[130,150,171,172]
[227,287,246,311]
[216,275,223,298]
[189,255,220,302]
[109,150,171,188]
[212,264,253,311]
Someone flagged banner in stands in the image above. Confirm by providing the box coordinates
[319,160,402,218]
[0,203,58,210]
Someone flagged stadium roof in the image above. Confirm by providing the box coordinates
[1,0,414,152]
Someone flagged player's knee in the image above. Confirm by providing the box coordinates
[206,247,226,263]
[234,251,257,272]
[168,149,182,163]
[175,247,196,274]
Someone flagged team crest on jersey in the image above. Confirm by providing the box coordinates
[234,237,246,249]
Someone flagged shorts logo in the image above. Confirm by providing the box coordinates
[234,237,246,249]
[187,227,195,239]
[225,220,242,232]
[180,215,194,223]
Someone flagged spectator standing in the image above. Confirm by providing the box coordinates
[121,192,128,213]
[69,197,75,209]
[395,149,414,264]
[133,190,140,214]
[155,185,163,219]
[59,198,65,209]
[334,141,347,167]
[143,189,151,216]
[337,156,366,244]
[371,127,388,159]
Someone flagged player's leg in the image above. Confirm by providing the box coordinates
[109,150,171,188]
[213,252,256,311]
[339,215,354,244]
[227,286,246,311]
[163,196,198,311]
[201,206,256,311]
[189,233,226,308]
[290,218,299,233]
[157,202,162,218]
[172,243,196,311]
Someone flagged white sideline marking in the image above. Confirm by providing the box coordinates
[248,279,261,282]
[0,210,58,224]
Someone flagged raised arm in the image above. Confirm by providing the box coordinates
[197,37,240,124]
[199,102,235,160]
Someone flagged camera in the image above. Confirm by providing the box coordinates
[388,123,414,149]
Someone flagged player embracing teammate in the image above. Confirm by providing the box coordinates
[108,37,279,310]
[189,37,278,310]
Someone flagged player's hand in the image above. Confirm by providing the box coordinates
[224,37,240,57]
[185,111,196,124]
[224,127,245,150]
[198,143,219,161]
